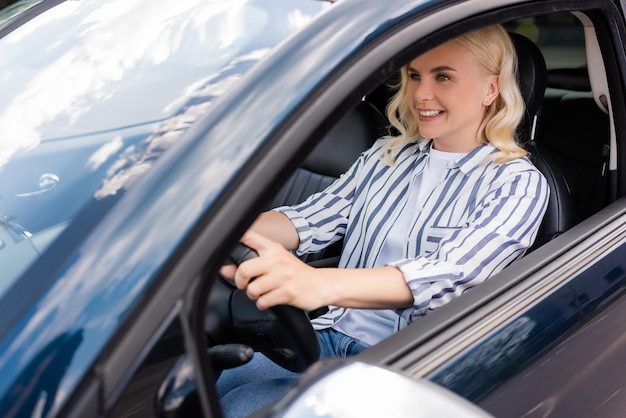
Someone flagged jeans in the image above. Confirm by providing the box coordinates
[217,328,369,418]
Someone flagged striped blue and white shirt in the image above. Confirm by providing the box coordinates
[275,138,549,335]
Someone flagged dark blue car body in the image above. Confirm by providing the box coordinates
[2,0,626,417]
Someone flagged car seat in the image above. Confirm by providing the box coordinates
[268,101,387,209]
[537,70,610,221]
[510,32,580,251]
[268,101,388,263]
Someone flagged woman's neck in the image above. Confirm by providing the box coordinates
[431,136,482,153]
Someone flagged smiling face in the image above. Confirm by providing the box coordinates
[405,40,500,152]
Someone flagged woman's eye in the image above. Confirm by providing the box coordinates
[437,74,450,81]
[409,73,420,81]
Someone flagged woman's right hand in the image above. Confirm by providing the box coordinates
[228,230,333,312]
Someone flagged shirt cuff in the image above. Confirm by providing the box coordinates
[388,257,464,324]
[271,206,313,256]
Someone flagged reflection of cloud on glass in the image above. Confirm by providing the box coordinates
[87,136,123,170]
[0,0,330,347]
[96,162,153,198]
[162,48,269,115]
[0,0,327,210]
[0,0,255,171]
[93,49,266,199]
[288,8,316,30]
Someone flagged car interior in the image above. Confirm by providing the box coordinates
[202,7,613,384]
[207,0,616,382]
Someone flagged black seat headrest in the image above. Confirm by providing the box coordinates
[510,32,547,120]
[302,101,387,178]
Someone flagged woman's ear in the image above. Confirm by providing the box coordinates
[483,75,499,106]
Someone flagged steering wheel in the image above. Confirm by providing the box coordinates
[209,243,320,373]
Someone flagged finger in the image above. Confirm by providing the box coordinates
[240,229,281,256]
[246,262,318,311]
[219,264,237,279]
[233,259,255,289]
[233,231,282,290]
[253,281,305,311]
[254,288,283,311]
[233,256,270,290]
[245,268,285,302]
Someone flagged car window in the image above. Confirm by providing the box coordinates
[506,13,586,71]
[0,0,327,300]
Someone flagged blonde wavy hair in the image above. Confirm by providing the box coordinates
[383,24,526,164]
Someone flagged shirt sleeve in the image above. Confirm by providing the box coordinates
[388,166,550,325]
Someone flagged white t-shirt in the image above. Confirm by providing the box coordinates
[332,147,468,345]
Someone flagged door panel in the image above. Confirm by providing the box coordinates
[427,233,626,417]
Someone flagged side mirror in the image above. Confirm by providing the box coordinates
[263,360,494,418]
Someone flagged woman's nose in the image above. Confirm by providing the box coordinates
[414,79,433,101]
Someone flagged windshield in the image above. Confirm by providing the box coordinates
[0,0,328,296]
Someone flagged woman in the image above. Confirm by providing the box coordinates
[218,24,549,417]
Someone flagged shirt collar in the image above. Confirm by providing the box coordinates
[417,139,497,175]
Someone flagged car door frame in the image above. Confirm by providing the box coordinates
[180,0,626,416]
[189,0,626,416]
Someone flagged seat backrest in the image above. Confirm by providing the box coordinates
[537,85,610,221]
[511,32,579,251]
[269,100,387,210]
[268,100,387,263]
[512,32,546,142]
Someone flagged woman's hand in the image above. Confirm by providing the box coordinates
[226,230,334,311]
[220,229,413,312]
